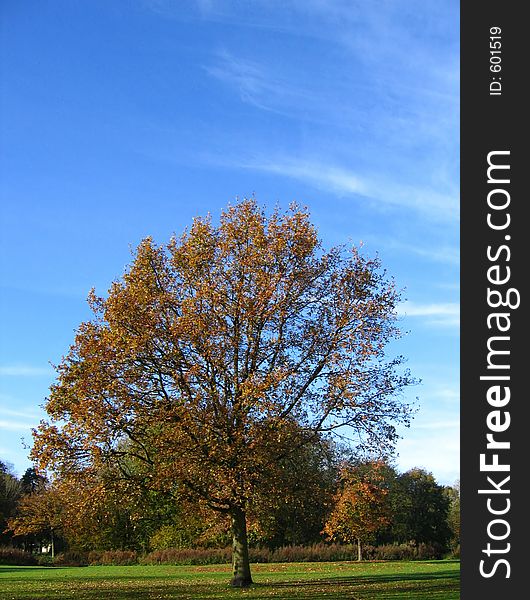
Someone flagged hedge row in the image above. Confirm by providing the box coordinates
[0,547,38,565]
[139,543,448,565]
[1,542,450,567]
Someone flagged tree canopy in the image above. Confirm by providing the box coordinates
[31,199,414,585]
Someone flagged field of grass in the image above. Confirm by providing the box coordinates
[0,560,460,599]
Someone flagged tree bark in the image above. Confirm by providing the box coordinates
[357,538,362,562]
[230,508,253,587]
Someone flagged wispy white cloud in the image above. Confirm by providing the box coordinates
[379,239,459,266]
[398,301,460,327]
[148,0,458,158]
[0,364,54,377]
[205,51,305,117]
[246,159,368,196]
[0,419,34,432]
[233,157,458,222]
[205,47,457,150]
[146,1,459,230]
[0,406,42,421]
[414,419,459,430]
[0,281,93,299]
[430,385,459,405]
[0,399,41,436]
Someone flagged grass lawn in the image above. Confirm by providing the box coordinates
[0,560,460,599]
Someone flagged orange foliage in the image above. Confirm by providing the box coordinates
[323,461,390,546]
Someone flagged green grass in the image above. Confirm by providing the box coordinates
[0,560,460,599]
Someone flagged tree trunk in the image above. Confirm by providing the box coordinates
[51,529,55,559]
[230,508,253,587]
[357,538,362,562]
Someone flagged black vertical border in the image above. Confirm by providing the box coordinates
[461,2,527,597]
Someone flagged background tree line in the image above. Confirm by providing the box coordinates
[2,453,460,559]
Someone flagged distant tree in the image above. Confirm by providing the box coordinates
[57,476,139,551]
[323,460,390,560]
[20,468,46,495]
[7,484,63,557]
[52,463,175,552]
[445,480,460,551]
[384,468,451,548]
[248,436,338,548]
[0,460,21,546]
[31,199,414,586]
[7,467,48,552]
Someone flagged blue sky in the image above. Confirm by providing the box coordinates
[0,1,459,484]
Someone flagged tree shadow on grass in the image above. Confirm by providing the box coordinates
[9,573,458,600]
[247,569,460,600]
[0,566,36,575]
[7,580,458,600]
[0,566,70,575]
[271,568,460,587]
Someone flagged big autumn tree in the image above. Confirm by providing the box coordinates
[32,199,414,586]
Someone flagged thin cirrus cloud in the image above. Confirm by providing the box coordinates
[372,238,459,267]
[205,48,457,150]
[151,0,458,157]
[0,397,43,435]
[204,52,306,118]
[430,385,459,405]
[398,301,460,327]
[0,364,54,377]
[413,419,459,430]
[402,244,459,267]
[232,157,459,223]
[196,7,457,225]
[0,419,35,432]
[202,50,458,226]
[0,401,43,421]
